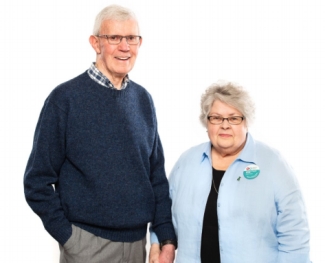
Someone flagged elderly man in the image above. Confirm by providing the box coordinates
[24,5,176,263]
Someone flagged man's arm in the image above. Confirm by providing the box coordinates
[24,97,72,245]
[149,132,176,240]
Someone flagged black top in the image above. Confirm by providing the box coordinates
[201,168,225,263]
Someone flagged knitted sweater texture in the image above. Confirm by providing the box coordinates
[24,71,175,245]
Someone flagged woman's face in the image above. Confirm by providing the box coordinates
[207,100,248,156]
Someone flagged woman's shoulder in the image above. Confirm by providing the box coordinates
[170,142,211,175]
[169,142,211,184]
[178,142,210,160]
[253,138,285,162]
[252,137,296,178]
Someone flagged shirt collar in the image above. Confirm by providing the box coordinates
[202,143,212,163]
[201,132,257,164]
[237,132,256,163]
[87,62,129,90]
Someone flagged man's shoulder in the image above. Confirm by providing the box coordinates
[43,71,91,109]
[56,71,90,90]
[128,79,144,89]
[48,71,90,98]
[127,80,156,110]
[129,80,151,95]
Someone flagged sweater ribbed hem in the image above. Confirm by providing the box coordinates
[73,222,148,242]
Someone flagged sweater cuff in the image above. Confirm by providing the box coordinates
[152,222,176,243]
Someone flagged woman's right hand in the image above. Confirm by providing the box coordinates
[149,243,160,263]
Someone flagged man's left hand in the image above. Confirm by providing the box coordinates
[159,244,175,263]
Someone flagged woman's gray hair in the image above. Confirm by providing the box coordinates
[200,81,255,128]
[93,5,139,35]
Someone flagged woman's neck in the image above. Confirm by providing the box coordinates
[211,143,244,170]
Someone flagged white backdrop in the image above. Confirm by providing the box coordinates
[1,0,324,262]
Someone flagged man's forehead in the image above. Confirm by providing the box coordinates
[100,19,139,31]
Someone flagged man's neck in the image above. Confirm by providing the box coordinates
[95,63,124,90]
[107,75,123,90]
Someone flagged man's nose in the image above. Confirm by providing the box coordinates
[118,37,130,50]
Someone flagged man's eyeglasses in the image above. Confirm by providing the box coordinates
[96,35,142,45]
[207,116,245,125]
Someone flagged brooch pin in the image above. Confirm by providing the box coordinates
[243,164,260,179]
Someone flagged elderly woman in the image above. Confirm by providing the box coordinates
[149,81,311,263]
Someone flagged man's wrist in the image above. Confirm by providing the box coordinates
[159,239,177,250]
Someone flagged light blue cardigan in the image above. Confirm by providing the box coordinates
[151,133,311,263]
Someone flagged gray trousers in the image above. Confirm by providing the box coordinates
[59,225,146,263]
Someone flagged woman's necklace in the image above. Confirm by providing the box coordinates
[212,176,218,194]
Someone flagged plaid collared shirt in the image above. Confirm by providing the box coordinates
[87,63,129,90]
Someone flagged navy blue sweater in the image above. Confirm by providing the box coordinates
[24,71,176,245]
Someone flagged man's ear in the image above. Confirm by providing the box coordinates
[138,36,143,47]
[89,35,101,54]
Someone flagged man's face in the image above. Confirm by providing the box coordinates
[94,19,142,83]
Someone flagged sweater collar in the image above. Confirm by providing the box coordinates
[87,62,129,90]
